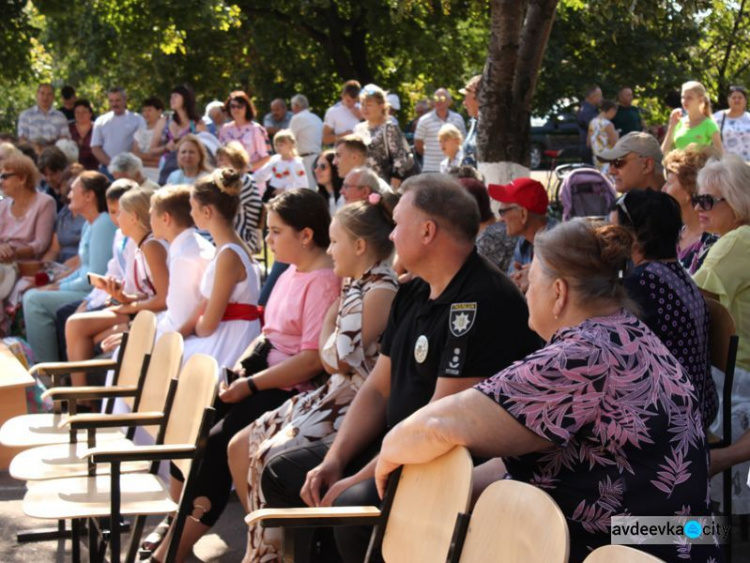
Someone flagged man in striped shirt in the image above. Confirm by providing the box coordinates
[17,83,70,145]
[414,88,466,172]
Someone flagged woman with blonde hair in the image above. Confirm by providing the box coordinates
[662,80,723,154]
[353,84,415,189]
[0,152,57,334]
[165,134,212,185]
[64,187,169,386]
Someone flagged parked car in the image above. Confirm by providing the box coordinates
[530,107,584,169]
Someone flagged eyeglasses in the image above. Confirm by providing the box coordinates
[615,195,633,224]
[496,206,520,216]
[0,172,17,181]
[433,95,448,102]
[691,194,727,211]
[610,155,639,169]
[342,182,365,191]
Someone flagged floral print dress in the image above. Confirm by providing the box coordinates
[353,121,414,183]
[476,310,720,562]
[243,262,398,562]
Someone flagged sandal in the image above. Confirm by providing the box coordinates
[138,515,172,560]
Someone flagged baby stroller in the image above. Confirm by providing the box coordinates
[551,164,617,221]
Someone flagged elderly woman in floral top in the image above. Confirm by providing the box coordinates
[376,219,720,563]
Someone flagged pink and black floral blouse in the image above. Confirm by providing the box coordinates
[476,309,720,562]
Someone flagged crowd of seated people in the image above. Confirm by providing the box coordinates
[4,76,750,563]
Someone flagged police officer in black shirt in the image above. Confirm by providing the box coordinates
[260,174,541,562]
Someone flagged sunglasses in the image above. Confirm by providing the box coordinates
[615,195,633,224]
[497,206,520,216]
[610,155,639,169]
[0,172,17,181]
[229,102,245,109]
[729,85,748,96]
[315,163,329,170]
[691,194,727,211]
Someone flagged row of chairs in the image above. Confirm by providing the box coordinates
[1,295,740,562]
[247,445,664,562]
[0,311,220,563]
[247,296,739,563]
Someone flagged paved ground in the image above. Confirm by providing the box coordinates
[4,464,750,562]
[0,470,246,562]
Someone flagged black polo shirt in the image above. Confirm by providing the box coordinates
[381,248,542,429]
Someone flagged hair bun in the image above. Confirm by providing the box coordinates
[213,167,242,196]
[594,224,633,271]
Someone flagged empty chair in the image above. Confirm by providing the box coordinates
[9,331,183,481]
[22,353,219,563]
[0,310,157,448]
[453,479,568,563]
[583,545,666,562]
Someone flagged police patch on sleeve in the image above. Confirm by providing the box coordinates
[449,302,477,337]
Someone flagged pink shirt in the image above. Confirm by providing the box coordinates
[263,264,340,377]
[218,121,270,165]
[0,192,56,257]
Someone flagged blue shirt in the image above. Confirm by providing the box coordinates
[60,213,117,292]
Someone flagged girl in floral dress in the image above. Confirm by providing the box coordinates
[228,195,399,562]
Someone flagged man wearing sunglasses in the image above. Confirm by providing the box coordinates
[414,87,467,172]
[596,131,665,193]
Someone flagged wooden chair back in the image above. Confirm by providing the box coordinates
[117,311,157,408]
[457,480,569,563]
[706,297,737,374]
[135,332,184,441]
[381,446,473,563]
[583,545,665,562]
[163,354,218,477]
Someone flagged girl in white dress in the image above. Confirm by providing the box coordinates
[253,129,309,201]
[180,168,262,372]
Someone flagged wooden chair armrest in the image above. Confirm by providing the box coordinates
[63,411,165,430]
[42,384,137,401]
[31,358,117,376]
[83,443,197,463]
[245,506,382,529]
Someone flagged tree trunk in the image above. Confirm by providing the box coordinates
[478,0,559,184]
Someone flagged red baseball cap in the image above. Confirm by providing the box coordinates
[488,178,549,215]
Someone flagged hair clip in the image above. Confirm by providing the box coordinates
[368,193,381,204]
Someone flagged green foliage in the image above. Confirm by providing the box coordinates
[536,0,710,124]
[0,0,488,134]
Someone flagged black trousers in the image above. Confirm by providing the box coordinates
[261,438,383,563]
[172,388,294,526]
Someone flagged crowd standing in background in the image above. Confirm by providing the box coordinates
[2,75,750,563]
